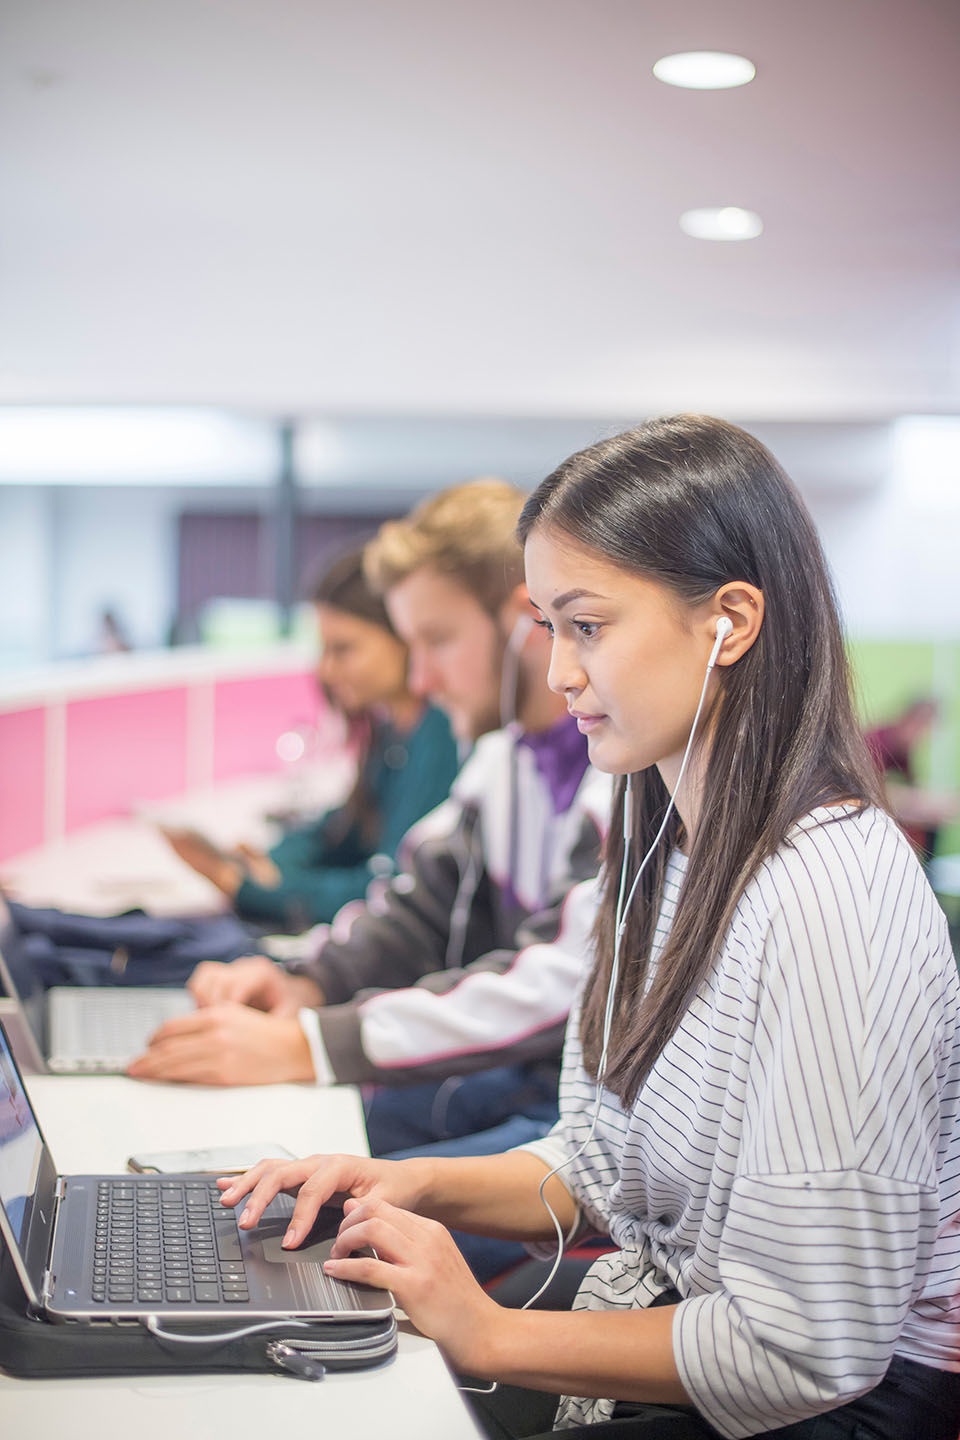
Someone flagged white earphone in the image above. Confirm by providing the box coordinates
[709,614,734,667]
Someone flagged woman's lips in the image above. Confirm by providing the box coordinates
[572,713,607,733]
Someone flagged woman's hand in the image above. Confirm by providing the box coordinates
[234,842,283,889]
[160,826,243,895]
[326,1196,503,1374]
[216,1153,433,1245]
[218,1155,504,1376]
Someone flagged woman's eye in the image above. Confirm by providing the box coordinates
[575,622,598,639]
[532,616,554,635]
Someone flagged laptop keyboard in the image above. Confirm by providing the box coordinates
[51,988,194,1070]
[94,1179,250,1305]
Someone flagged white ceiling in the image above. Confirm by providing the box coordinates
[1,0,958,420]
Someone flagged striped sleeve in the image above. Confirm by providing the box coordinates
[674,1171,939,1437]
[673,813,953,1438]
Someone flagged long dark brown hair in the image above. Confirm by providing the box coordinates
[308,548,408,852]
[518,415,884,1107]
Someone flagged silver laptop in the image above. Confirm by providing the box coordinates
[0,1017,393,1323]
[0,896,192,1074]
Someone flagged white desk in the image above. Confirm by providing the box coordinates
[0,1075,480,1439]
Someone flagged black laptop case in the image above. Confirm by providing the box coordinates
[0,1244,397,1381]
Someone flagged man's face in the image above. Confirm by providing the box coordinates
[385,567,505,742]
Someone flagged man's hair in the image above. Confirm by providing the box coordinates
[365,477,526,613]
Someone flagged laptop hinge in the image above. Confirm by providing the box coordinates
[41,1176,67,1303]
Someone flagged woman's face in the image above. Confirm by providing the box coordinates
[523,526,719,781]
[314,605,410,716]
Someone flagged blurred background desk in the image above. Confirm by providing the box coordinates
[0,1072,481,1438]
[1,768,351,917]
[0,645,353,905]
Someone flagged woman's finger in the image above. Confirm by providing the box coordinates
[335,1196,423,1246]
[282,1163,352,1246]
[322,1253,396,1292]
[327,1212,419,1264]
[217,1157,281,1204]
[220,1157,318,1227]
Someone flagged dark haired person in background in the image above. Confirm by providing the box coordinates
[864,697,958,863]
[223,417,960,1440]
[162,549,459,930]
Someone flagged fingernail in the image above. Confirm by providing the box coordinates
[239,1207,249,1225]
[282,1226,298,1248]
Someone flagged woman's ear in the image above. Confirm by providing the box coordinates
[711,583,764,666]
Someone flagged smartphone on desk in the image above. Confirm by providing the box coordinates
[127,1142,296,1175]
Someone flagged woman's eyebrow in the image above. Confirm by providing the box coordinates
[551,588,605,610]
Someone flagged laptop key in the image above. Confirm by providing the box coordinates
[214,1226,242,1261]
[193,1284,221,1302]
[165,1287,192,1303]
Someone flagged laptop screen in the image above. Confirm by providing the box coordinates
[0,1023,44,1246]
[0,1019,59,1303]
[0,899,49,1075]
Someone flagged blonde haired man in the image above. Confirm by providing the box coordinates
[134,480,610,1274]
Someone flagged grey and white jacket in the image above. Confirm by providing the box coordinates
[291,725,611,1087]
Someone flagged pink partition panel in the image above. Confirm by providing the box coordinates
[0,708,47,860]
[212,672,318,781]
[64,688,190,832]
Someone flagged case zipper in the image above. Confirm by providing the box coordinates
[266,1342,326,1380]
[265,1321,397,1379]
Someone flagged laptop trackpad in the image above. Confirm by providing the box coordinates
[254,1205,344,1264]
[261,1232,335,1264]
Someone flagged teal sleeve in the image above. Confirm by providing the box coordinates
[234,861,375,930]
[235,706,459,931]
[268,810,366,872]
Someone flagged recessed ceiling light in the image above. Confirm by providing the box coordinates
[653,51,756,90]
[679,207,763,241]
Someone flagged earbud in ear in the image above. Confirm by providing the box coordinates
[707,616,734,671]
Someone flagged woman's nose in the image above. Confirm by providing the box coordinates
[546,640,582,698]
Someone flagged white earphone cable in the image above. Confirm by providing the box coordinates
[518,619,729,1312]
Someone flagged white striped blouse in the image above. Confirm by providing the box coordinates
[521,804,960,1437]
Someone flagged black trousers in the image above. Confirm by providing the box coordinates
[465,1260,960,1440]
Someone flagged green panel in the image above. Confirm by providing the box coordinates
[845,637,960,857]
[846,640,935,726]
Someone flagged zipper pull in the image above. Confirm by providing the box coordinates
[266,1341,326,1381]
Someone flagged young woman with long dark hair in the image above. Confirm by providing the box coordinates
[162,548,459,931]
[218,418,960,1439]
